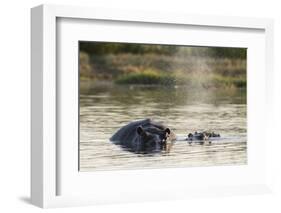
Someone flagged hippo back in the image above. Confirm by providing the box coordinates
[110,119,151,144]
[110,119,176,153]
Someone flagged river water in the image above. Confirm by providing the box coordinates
[79,82,247,171]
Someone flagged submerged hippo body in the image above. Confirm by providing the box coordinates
[110,119,176,153]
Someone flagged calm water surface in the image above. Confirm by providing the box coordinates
[79,82,247,171]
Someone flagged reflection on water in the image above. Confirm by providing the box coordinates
[79,81,247,171]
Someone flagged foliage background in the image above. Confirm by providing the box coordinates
[80,42,247,89]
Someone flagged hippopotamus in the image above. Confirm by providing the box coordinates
[186,131,220,143]
[110,119,176,153]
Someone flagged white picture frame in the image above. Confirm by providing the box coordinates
[31,4,274,208]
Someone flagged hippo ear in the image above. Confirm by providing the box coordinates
[165,128,171,134]
[137,126,145,135]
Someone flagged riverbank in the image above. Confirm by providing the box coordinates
[115,70,246,88]
[80,52,246,89]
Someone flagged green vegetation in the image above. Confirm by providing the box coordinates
[115,70,246,88]
[80,42,246,59]
[79,52,93,79]
[115,70,176,85]
[79,42,246,89]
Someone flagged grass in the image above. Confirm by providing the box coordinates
[115,70,246,88]
[115,70,176,85]
[80,52,246,88]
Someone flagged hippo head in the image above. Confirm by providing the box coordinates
[136,126,171,149]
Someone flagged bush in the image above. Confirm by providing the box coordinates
[116,71,246,89]
[79,52,93,78]
[115,70,176,85]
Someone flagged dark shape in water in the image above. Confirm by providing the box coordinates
[110,119,176,154]
[186,131,221,143]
